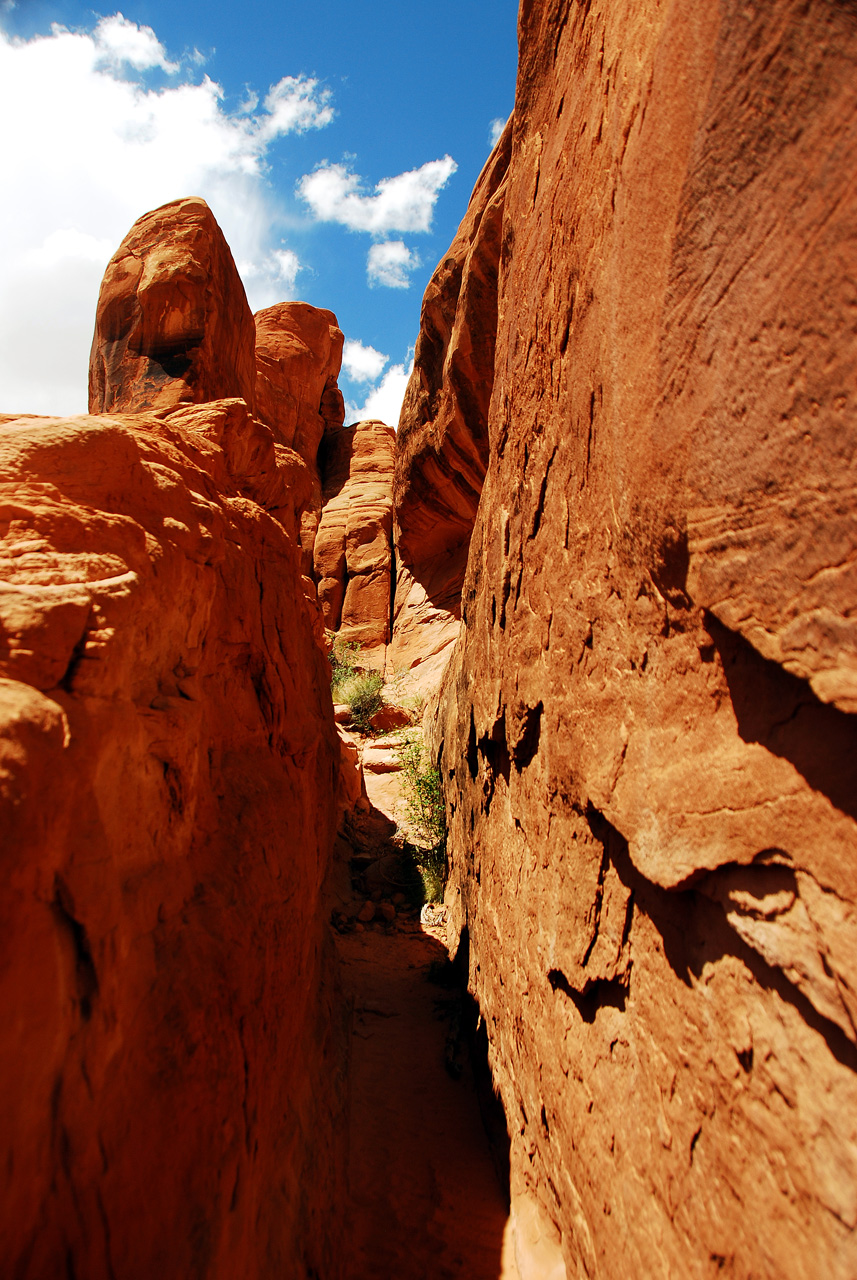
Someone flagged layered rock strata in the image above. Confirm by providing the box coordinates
[315,420,396,667]
[404,2,857,1276]
[1,203,347,1278]
[390,120,511,692]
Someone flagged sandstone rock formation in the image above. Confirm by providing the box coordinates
[315,420,396,667]
[390,120,511,693]
[255,301,346,571]
[2,207,348,1278]
[89,197,257,415]
[254,301,345,466]
[392,2,857,1275]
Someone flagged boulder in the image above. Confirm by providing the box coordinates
[369,703,412,732]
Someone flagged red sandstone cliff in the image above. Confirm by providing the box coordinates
[394,2,857,1275]
[1,201,347,1278]
[390,120,511,694]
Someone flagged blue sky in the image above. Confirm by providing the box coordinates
[0,0,518,422]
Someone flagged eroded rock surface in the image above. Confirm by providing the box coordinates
[315,420,395,666]
[3,200,349,1277]
[88,198,257,415]
[390,120,511,689]
[255,301,345,573]
[418,2,857,1276]
[254,301,344,464]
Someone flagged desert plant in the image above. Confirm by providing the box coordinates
[397,731,447,902]
[341,669,384,734]
[328,636,362,699]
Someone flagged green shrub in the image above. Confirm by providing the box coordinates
[339,669,384,734]
[397,731,447,903]
[328,637,361,699]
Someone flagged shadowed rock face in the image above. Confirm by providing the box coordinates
[403,1,857,1275]
[2,207,348,1275]
[394,117,510,567]
[389,120,511,691]
[88,197,257,414]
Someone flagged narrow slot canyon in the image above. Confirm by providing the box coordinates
[331,803,519,1280]
[3,3,857,1277]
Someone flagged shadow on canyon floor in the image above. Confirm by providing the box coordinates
[333,802,517,1279]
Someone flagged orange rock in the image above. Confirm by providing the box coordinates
[254,300,344,463]
[390,120,511,688]
[337,726,368,813]
[88,197,256,415]
[315,420,396,667]
[417,4,857,1277]
[254,301,345,573]
[369,703,412,732]
[0,400,347,1277]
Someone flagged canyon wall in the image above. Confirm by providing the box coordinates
[396,1,857,1275]
[390,122,511,695]
[1,201,348,1278]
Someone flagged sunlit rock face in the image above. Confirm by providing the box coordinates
[254,300,345,464]
[390,119,511,694]
[255,300,346,574]
[315,419,396,668]
[88,197,257,415]
[415,1,857,1275]
[1,207,348,1278]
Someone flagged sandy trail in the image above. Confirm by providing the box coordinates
[336,923,519,1279]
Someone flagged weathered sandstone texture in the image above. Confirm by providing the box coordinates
[390,119,511,693]
[255,301,346,571]
[2,209,347,1277]
[89,197,257,416]
[411,2,857,1276]
[254,301,345,466]
[315,420,396,667]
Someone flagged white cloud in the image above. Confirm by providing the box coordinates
[345,356,413,430]
[258,75,334,139]
[342,339,388,383]
[93,12,179,74]
[367,240,419,289]
[22,228,116,269]
[270,248,301,291]
[489,117,506,148]
[0,18,332,415]
[297,155,457,234]
[237,248,301,309]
